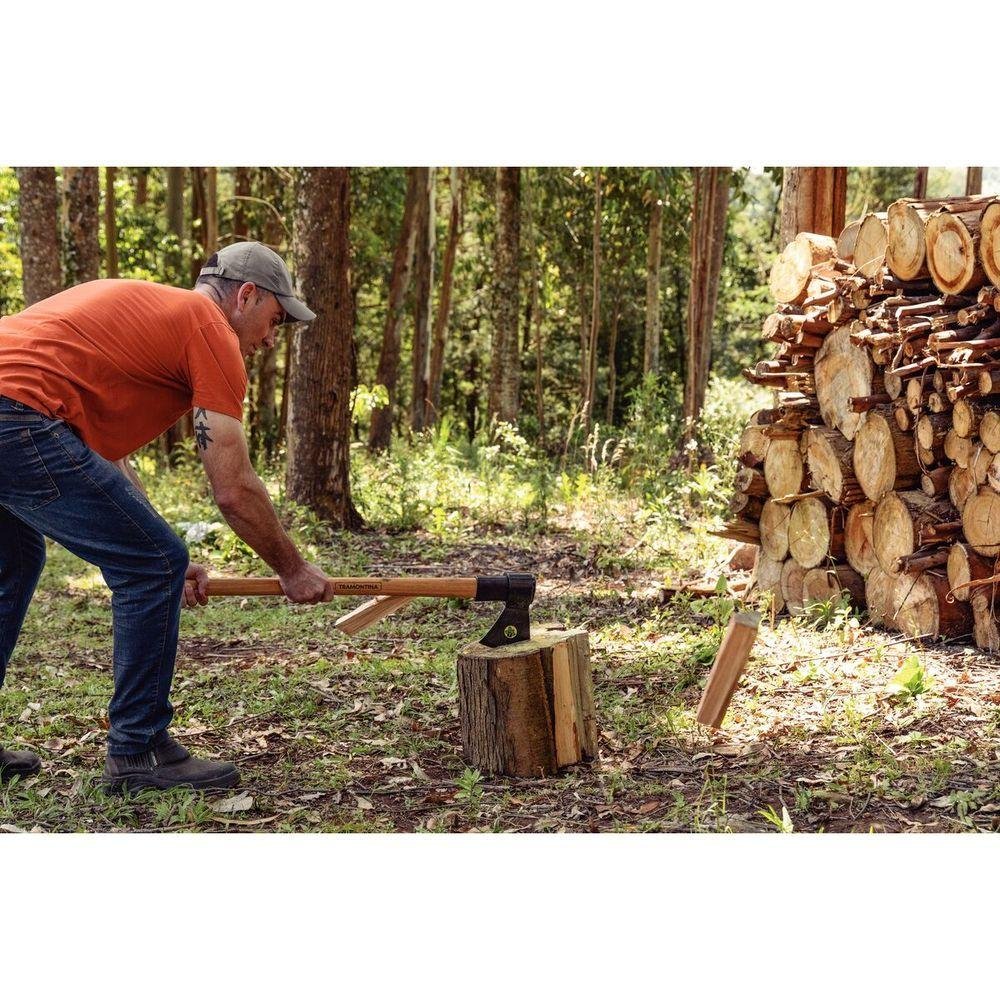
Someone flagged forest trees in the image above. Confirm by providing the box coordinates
[287,167,361,529]
[488,167,520,424]
[15,168,61,305]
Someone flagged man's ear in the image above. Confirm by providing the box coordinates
[236,282,258,310]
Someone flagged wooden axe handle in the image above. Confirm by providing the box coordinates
[204,576,479,599]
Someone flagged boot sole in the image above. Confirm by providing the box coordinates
[102,767,240,796]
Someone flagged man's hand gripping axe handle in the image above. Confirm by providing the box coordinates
[204,573,537,648]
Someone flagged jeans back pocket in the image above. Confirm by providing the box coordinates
[0,427,61,510]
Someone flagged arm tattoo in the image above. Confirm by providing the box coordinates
[194,408,214,451]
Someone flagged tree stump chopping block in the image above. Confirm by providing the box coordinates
[457,625,596,777]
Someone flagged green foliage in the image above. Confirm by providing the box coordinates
[890,655,933,699]
[0,168,22,314]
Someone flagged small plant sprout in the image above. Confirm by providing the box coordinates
[890,655,933,699]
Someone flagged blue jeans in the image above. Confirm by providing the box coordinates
[0,396,188,755]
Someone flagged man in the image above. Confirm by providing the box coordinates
[0,241,335,793]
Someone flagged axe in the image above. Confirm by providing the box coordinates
[204,573,536,648]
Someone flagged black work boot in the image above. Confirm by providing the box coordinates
[102,735,239,794]
[0,746,41,783]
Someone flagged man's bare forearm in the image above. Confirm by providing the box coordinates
[217,476,306,577]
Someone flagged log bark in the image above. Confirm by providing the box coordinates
[779,168,847,246]
[852,406,921,500]
[457,625,596,777]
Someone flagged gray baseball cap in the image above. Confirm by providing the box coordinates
[199,241,316,323]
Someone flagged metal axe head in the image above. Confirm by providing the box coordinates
[475,573,536,647]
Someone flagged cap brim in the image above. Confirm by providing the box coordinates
[276,293,317,324]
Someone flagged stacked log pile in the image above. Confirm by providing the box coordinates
[723,195,1000,647]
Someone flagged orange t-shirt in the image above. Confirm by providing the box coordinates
[0,279,247,461]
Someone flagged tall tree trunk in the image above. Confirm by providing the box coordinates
[133,168,149,207]
[233,167,252,240]
[287,167,361,529]
[189,167,217,283]
[164,167,190,459]
[779,167,847,246]
[166,167,185,278]
[643,198,663,375]
[410,167,435,433]
[16,167,61,305]
[577,280,590,404]
[966,167,984,196]
[524,169,546,448]
[65,167,100,286]
[252,170,283,462]
[104,167,119,278]
[369,167,420,451]
[684,167,731,435]
[585,168,602,428]
[488,167,521,424]
[427,167,462,426]
[913,167,929,200]
[605,301,620,425]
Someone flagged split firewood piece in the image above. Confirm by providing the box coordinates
[750,550,785,615]
[845,500,877,574]
[926,207,987,295]
[961,485,1000,556]
[946,542,995,602]
[780,558,808,615]
[814,322,877,440]
[787,496,845,569]
[763,436,805,500]
[801,564,866,607]
[695,611,761,729]
[891,570,973,640]
[804,426,863,504]
[769,233,838,305]
[854,212,889,279]
[979,200,1000,290]
[852,406,921,501]
[335,595,415,636]
[865,566,901,629]
[872,491,959,575]
[759,498,791,562]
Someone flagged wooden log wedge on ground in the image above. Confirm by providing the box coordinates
[695,611,760,729]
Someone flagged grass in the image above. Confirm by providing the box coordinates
[5,376,1000,833]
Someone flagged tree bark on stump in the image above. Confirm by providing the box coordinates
[457,625,596,777]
